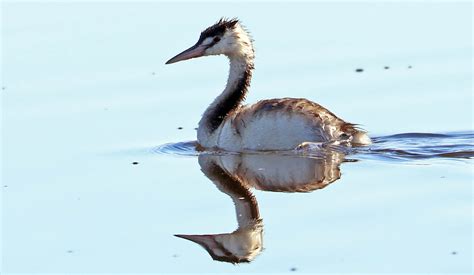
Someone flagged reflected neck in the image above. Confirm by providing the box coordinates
[199,156,260,227]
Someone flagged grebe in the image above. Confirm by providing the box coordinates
[166,18,371,151]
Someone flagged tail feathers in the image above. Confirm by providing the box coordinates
[341,123,372,145]
[352,131,372,145]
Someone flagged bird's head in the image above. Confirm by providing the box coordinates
[174,220,263,264]
[165,18,254,64]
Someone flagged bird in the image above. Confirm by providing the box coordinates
[165,18,372,151]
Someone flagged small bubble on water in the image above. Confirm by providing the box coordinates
[67,250,74,254]
[451,251,457,255]
[408,65,412,69]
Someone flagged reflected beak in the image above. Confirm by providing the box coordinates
[175,234,219,250]
[165,43,207,64]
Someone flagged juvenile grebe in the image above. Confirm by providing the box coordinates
[166,18,371,150]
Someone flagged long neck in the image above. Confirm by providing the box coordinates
[199,56,254,134]
[199,156,260,227]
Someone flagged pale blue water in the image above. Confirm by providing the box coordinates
[2,2,472,274]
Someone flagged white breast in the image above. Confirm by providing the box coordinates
[216,112,327,151]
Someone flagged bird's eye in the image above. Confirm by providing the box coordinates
[213,37,221,43]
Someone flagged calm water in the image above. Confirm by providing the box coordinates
[155,132,474,270]
[2,2,472,274]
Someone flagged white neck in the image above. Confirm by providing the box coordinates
[198,53,254,147]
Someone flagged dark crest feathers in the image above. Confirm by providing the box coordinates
[198,18,239,42]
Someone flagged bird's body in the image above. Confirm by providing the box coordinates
[201,98,369,151]
[166,18,371,151]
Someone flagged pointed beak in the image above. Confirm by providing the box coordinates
[165,43,207,64]
[175,234,213,246]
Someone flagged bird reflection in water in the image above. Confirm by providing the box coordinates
[175,148,345,263]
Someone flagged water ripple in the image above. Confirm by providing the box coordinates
[154,131,474,161]
[365,131,474,160]
[153,141,200,156]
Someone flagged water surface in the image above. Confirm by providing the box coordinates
[2,1,472,274]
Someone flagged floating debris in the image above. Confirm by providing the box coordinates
[408,65,412,69]
[355,68,364,73]
[451,251,457,255]
[290,267,297,272]
[67,250,74,254]
[132,161,139,165]
[178,127,183,130]
[384,66,390,69]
